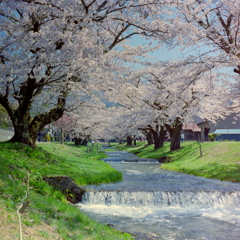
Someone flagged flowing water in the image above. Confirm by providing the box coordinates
[77,150,240,240]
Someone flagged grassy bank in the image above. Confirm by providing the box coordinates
[0,141,133,240]
[115,141,240,182]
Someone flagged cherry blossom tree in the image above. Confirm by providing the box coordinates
[62,98,119,146]
[167,0,240,74]
[103,0,238,151]
[107,58,232,151]
[107,106,145,145]
[163,0,240,133]
[145,60,231,150]
[0,0,172,147]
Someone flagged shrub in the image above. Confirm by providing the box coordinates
[208,133,217,142]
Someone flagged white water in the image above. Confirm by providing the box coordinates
[77,150,240,240]
[81,190,240,208]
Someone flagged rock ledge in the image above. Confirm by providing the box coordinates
[43,175,86,203]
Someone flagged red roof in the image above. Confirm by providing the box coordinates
[182,123,201,132]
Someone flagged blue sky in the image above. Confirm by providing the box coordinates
[128,35,235,76]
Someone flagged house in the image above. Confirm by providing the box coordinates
[193,113,240,141]
[182,123,201,141]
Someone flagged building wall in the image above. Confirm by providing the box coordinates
[216,134,240,141]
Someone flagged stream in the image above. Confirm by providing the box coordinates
[77,150,240,240]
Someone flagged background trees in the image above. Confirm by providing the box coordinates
[106,58,231,150]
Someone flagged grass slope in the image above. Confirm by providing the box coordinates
[0,141,133,240]
[116,141,240,182]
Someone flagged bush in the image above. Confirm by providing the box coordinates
[45,133,51,142]
[208,133,217,142]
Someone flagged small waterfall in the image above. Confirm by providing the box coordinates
[81,190,240,208]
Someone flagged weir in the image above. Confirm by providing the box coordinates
[81,190,240,208]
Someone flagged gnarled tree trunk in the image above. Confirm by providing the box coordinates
[10,103,65,148]
[75,137,83,146]
[140,125,165,149]
[165,118,183,151]
[0,76,67,148]
[152,125,166,149]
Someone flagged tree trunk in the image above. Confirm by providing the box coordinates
[10,108,65,148]
[165,118,183,151]
[133,135,137,146]
[146,131,153,146]
[153,125,166,149]
[10,113,37,146]
[75,137,83,146]
[126,135,133,146]
[60,127,64,144]
[9,93,66,148]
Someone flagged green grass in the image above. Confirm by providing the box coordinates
[0,141,133,240]
[115,141,240,182]
[37,142,122,185]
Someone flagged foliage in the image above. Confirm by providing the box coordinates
[208,133,217,142]
[0,142,132,239]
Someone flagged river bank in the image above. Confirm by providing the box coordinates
[0,141,133,240]
[115,141,240,182]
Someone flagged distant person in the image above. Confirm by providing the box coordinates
[38,131,42,142]
[50,132,54,142]
[181,133,184,142]
[54,132,57,142]
[82,138,88,146]
[204,126,210,141]
[66,134,70,142]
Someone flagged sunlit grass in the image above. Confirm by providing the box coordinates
[36,142,122,185]
[0,141,132,240]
